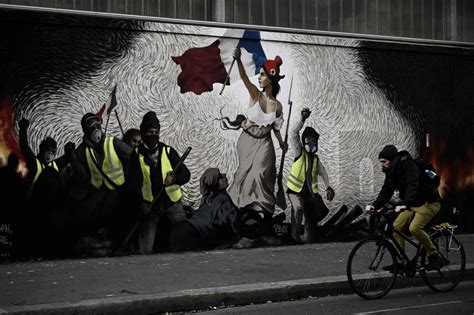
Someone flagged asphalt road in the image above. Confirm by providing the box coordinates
[201,280,474,315]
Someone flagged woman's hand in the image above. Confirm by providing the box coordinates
[365,205,375,213]
[325,186,335,201]
[232,48,241,61]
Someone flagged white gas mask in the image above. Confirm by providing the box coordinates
[304,144,318,154]
[90,129,102,143]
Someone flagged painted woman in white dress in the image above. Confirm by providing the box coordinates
[228,48,287,216]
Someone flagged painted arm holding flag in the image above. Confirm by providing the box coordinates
[232,48,287,153]
[233,48,259,103]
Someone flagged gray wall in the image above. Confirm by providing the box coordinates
[1,0,473,42]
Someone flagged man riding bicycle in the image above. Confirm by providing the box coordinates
[366,145,445,272]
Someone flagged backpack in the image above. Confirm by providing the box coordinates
[413,159,441,189]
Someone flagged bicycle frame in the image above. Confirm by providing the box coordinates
[375,213,425,275]
[388,230,423,267]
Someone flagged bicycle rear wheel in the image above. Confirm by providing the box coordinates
[347,237,398,299]
[421,233,465,292]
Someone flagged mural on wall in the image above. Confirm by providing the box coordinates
[0,9,473,258]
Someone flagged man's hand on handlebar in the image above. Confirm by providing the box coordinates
[394,205,407,213]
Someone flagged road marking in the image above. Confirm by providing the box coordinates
[353,300,474,314]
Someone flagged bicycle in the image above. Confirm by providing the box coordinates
[346,205,466,299]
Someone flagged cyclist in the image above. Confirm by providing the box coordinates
[365,145,445,272]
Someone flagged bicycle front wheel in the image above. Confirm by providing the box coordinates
[347,237,398,299]
[422,233,465,292]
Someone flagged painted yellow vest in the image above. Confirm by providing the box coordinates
[138,146,183,203]
[287,151,318,193]
[33,159,59,183]
[85,137,125,190]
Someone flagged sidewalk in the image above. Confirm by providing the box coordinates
[1,235,473,314]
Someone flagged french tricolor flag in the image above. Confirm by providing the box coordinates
[172,30,266,95]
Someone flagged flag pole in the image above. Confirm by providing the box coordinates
[115,110,125,137]
[104,83,118,137]
[219,58,236,95]
[104,112,111,136]
[275,74,294,210]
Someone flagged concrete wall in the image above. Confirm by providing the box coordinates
[1,9,473,232]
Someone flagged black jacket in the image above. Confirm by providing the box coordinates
[127,142,190,210]
[373,151,439,209]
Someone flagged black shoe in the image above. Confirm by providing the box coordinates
[426,254,449,271]
[382,262,404,274]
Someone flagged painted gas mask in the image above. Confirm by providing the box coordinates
[39,137,57,164]
[304,136,318,154]
[90,129,103,143]
[42,150,56,164]
[83,116,103,144]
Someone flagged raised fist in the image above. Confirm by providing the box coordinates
[65,142,76,156]
[19,118,29,130]
[301,108,311,121]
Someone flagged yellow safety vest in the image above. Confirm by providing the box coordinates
[33,159,59,183]
[138,146,183,203]
[85,137,125,190]
[287,151,318,193]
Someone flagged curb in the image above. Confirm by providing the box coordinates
[2,265,473,314]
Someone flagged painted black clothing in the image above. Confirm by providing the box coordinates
[170,192,238,251]
[169,221,203,251]
[373,150,440,209]
[65,136,132,256]
[19,127,68,183]
[187,192,238,240]
[127,142,190,210]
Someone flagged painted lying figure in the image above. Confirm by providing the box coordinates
[169,168,239,251]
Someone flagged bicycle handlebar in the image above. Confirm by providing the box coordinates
[373,204,411,216]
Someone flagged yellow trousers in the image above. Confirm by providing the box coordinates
[393,202,441,261]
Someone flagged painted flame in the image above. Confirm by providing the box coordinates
[426,137,474,198]
[0,97,27,175]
